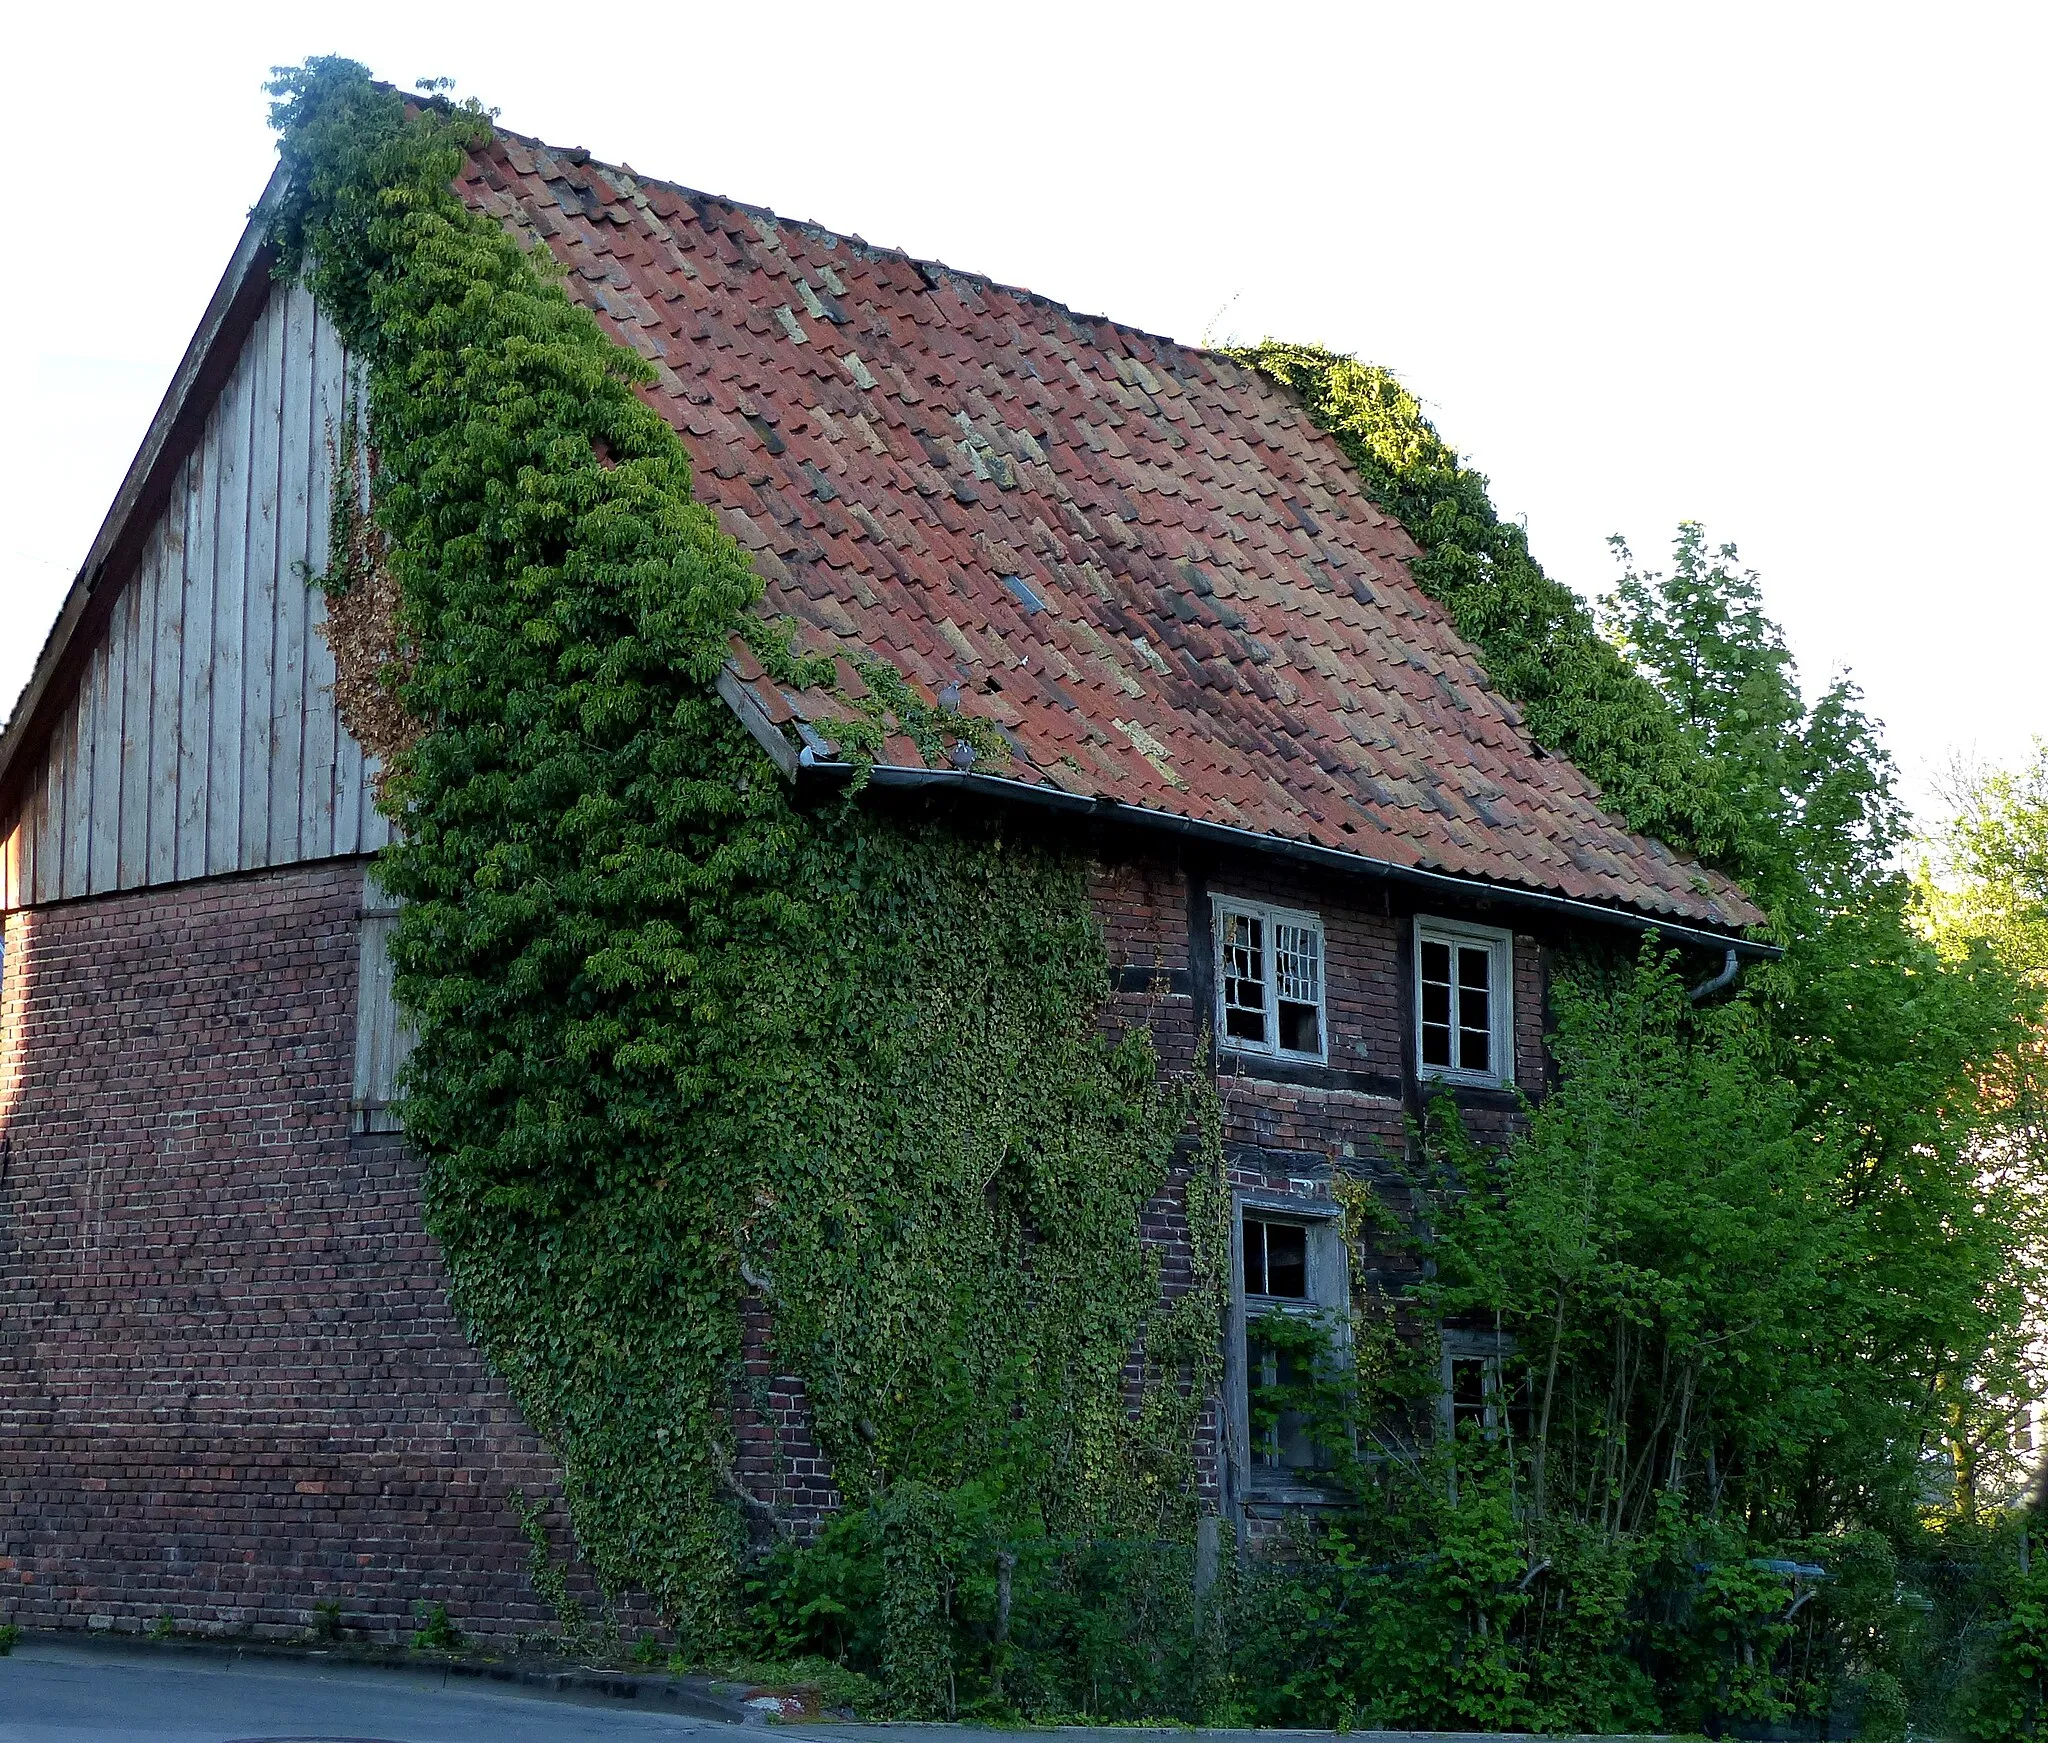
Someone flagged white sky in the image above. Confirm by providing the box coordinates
[4,1,2041,824]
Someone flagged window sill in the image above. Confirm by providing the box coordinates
[1244,1473,1349,1511]
[1418,1069,1516,1096]
[1219,1053,1402,1097]
[1220,1040,1327,1068]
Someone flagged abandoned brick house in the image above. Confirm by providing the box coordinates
[0,124,1767,1641]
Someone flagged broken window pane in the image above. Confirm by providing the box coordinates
[1244,1216,1308,1298]
[1220,910,1267,1044]
[1274,921,1321,1054]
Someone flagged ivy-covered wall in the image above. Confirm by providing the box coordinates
[265,61,1233,1645]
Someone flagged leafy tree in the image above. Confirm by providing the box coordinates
[1604,523,1904,912]
[1931,741,2048,981]
[1920,744,2048,1518]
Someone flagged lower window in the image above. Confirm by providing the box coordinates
[1440,1329,1521,1441]
[1234,1201,1349,1493]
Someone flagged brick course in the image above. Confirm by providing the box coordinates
[0,861,581,1643]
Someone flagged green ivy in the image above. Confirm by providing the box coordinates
[1228,343,1743,865]
[265,58,1225,1650]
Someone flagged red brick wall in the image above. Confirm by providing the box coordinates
[0,835,1564,1618]
[1094,844,1555,1521]
[0,862,585,1644]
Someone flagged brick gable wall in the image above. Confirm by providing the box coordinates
[0,862,585,1643]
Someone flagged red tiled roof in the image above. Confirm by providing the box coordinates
[459,134,1762,935]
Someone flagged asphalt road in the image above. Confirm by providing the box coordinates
[0,1638,1552,1743]
[0,1639,740,1743]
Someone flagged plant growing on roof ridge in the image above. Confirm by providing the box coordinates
[264,55,1226,1659]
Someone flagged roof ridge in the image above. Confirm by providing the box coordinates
[488,121,1224,375]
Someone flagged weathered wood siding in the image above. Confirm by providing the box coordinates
[0,279,387,910]
[350,905,413,1135]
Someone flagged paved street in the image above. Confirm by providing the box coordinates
[0,1640,738,1743]
[0,1637,1541,1743]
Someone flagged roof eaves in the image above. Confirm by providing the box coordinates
[0,163,292,814]
[789,755,1778,959]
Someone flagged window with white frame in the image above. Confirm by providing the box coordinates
[1233,1200,1349,1487]
[1414,917,1513,1087]
[1214,898,1325,1061]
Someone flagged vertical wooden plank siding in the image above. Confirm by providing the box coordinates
[300,308,346,863]
[61,649,93,897]
[350,907,413,1133]
[204,324,253,873]
[0,280,384,909]
[116,530,155,887]
[238,289,286,869]
[268,284,316,867]
[174,429,216,884]
[145,508,182,887]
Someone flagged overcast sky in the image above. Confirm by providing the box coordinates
[4,1,2041,823]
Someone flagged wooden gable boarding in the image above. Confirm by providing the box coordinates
[0,271,388,912]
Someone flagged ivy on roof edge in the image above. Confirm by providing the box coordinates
[1229,342,1744,871]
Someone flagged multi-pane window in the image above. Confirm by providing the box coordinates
[1446,1355,1498,1435]
[1215,899,1325,1061]
[1440,1332,1523,1443]
[1414,918,1513,1087]
[1240,1211,1338,1474]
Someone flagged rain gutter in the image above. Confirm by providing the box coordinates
[790,755,1781,962]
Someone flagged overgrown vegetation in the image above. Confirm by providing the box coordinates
[268,57,1226,1649]
[266,61,2047,1729]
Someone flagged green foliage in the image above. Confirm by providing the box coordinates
[1428,946,1852,1536]
[412,1603,464,1651]
[265,57,2043,1724]
[750,1482,1218,1720]
[1962,1555,2048,1740]
[1229,343,1741,861]
[1606,525,1904,910]
[1930,738,2048,981]
[0,1622,19,1655]
[267,57,1223,1658]
[512,1492,593,1648]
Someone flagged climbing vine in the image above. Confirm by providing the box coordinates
[257,59,2044,1731]
[266,59,1225,1646]
[1227,343,1742,866]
